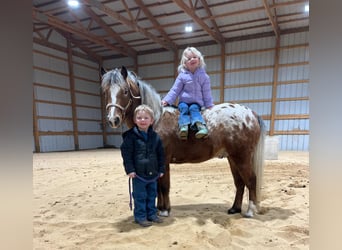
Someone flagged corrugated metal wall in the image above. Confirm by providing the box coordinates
[277,32,309,150]
[33,31,104,152]
[224,33,309,150]
[33,31,309,151]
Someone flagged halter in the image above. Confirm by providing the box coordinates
[105,80,141,120]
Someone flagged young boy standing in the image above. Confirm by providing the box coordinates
[120,104,165,227]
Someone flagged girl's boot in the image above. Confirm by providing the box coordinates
[179,125,188,140]
[195,122,208,139]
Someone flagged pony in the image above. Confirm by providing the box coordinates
[101,66,266,217]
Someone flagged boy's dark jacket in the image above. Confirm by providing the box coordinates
[120,126,165,179]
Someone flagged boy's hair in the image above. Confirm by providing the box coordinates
[178,47,206,72]
[134,104,155,120]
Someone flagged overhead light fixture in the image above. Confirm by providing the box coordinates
[185,25,193,33]
[304,4,309,12]
[67,0,80,8]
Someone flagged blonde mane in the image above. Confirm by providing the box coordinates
[127,71,163,124]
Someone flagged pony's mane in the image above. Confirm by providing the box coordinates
[127,71,162,123]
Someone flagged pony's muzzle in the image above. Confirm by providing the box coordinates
[108,116,121,128]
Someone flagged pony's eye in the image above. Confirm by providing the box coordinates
[123,88,129,95]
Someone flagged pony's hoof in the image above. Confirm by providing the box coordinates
[159,210,169,217]
[244,211,254,218]
[227,207,241,214]
[244,200,257,218]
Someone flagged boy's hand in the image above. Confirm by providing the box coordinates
[128,172,136,178]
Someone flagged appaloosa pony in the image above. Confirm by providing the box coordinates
[101,66,266,217]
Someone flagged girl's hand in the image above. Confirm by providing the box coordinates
[161,100,168,106]
[128,172,136,178]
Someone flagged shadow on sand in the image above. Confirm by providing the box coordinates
[113,202,294,232]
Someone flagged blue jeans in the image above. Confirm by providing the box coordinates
[178,102,205,128]
[132,177,158,222]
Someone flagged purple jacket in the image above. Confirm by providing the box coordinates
[162,67,214,108]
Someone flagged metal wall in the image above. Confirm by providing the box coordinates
[33,31,103,152]
[33,31,309,151]
[277,32,309,150]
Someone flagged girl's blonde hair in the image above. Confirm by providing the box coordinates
[134,104,155,120]
[178,47,206,72]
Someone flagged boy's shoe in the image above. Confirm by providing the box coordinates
[136,220,152,227]
[148,216,163,223]
[195,122,208,139]
[179,125,188,140]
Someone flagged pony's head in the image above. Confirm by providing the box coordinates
[101,66,141,128]
[101,66,162,129]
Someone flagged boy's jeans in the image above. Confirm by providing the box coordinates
[132,177,158,222]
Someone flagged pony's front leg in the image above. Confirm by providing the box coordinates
[157,164,171,217]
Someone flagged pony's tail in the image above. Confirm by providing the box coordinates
[253,116,266,205]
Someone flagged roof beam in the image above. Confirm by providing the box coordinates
[83,6,137,57]
[82,0,176,51]
[134,0,178,52]
[270,0,308,9]
[262,0,280,38]
[173,0,225,44]
[200,0,224,41]
[32,8,130,57]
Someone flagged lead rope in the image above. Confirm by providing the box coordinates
[128,178,133,210]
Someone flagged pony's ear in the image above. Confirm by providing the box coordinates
[121,66,128,80]
[100,67,107,76]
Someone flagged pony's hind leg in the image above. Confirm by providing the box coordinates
[245,200,258,218]
[227,158,244,214]
[228,157,258,217]
[157,165,171,217]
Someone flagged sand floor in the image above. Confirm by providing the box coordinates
[33,149,309,249]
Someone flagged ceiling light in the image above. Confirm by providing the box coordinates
[68,0,80,8]
[185,25,193,33]
[304,4,309,12]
